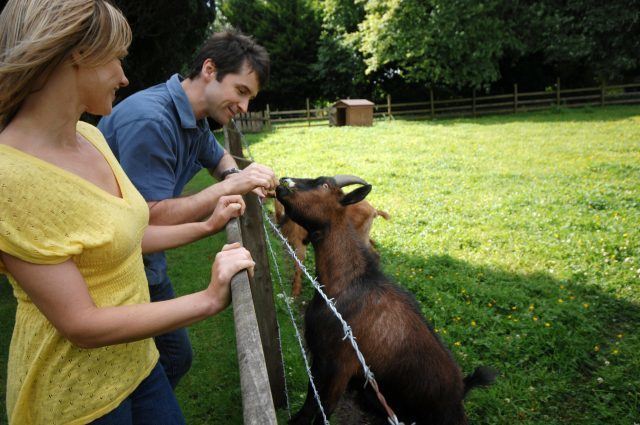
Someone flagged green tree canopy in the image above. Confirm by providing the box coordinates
[355,0,640,91]
[113,0,215,97]
[221,0,321,109]
[312,0,370,100]
[356,0,517,90]
[536,0,640,83]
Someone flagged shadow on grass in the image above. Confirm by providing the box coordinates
[370,246,639,424]
[1,241,639,424]
[0,276,15,425]
[278,243,640,425]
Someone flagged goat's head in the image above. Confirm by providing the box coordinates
[275,175,372,234]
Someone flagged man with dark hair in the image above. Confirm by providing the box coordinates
[98,30,277,389]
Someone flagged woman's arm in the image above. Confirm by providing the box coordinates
[0,243,254,349]
[141,194,245,254]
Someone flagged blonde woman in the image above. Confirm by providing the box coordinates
[0,1,254,423]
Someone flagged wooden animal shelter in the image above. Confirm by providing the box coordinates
[331,99,374,127]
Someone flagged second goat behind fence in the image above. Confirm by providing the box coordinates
[276,175,496,425]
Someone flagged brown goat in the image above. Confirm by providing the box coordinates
[276,175,496,425]
[274,198,389,296]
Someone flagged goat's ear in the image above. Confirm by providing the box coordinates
[340,184,372,206]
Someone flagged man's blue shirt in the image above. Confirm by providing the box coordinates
[98,74,225,286]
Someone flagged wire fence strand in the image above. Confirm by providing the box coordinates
[229,119,403,425]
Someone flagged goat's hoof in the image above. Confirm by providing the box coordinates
[288,414,312,425]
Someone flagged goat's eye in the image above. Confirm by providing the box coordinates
[322,183,329,189]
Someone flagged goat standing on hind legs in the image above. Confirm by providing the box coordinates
[276,175,496,425]
[274,197,389,297]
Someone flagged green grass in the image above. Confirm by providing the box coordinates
[1,105,639,423]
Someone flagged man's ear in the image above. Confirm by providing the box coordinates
[340,184,372,206]
[202,58,217,81]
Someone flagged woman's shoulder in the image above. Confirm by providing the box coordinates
[76,120,107,145]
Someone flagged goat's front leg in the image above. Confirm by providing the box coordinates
[290,357,354,425]
[312,357,359,424]
[311,363,353,425]
[289,381,319,425]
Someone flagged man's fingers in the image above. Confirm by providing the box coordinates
[242,163,277,190]
[252,187,267,198]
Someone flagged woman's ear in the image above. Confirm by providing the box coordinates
[70,50,83,66]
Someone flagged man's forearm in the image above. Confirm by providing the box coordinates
[148,183,231,225]
[211,151,239,180]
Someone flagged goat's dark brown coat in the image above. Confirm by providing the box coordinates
[276,176,495,425]
[274,198,389,296]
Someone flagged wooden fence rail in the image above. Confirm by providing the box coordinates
[233,80,640,131]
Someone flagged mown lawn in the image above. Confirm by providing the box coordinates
[1,105,639,424]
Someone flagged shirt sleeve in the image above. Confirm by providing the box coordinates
[198,131,225,170]
[0,221,75,273]
[114,119,178,201]
[0,170,79,272]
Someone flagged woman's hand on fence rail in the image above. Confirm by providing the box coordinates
[207,242,255,313]
[204,195,246,234]
[223,162,278,198]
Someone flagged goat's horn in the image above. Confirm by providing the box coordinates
[333,174,369,187]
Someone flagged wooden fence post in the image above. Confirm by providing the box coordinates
[266,104,271,130]
[556,77,561,107]
[223,126,287,411]
[430,88,435,119]
[472,89,476,117]
[386,94,392,119]
[514,83,518,113]
[306,98,311,127]
[600,82,606,107]
[225,218,278,425]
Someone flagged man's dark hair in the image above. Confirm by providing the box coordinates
[187,30,270,88]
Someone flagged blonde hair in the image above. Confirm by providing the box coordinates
[0,0,132,129]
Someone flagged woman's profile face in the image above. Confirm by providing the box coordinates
[76,56,129,116]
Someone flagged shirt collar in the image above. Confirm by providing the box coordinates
[166,73,207,131]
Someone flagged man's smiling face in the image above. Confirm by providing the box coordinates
[203,61,259,125]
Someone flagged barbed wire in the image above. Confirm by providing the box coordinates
[229,119,403,425]
[261,209,329,424]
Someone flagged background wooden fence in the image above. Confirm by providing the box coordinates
[235,79,640,131]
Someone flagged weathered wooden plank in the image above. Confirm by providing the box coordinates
[560,86,599,94]
[562,94,601,102]
[224,126,287,409]
[239,192,287,409]
[605,83,640,90]
[270,116,327,123]
[604,98,640,105]
[226,218,277,425]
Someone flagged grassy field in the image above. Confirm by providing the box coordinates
[1,105,639,424]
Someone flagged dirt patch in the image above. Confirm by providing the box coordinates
[332,392,388,425]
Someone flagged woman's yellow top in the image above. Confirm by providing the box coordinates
[0,121,159,424]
